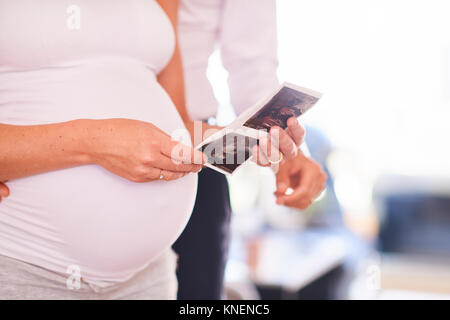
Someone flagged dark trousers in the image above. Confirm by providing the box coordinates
[172,168,231,300]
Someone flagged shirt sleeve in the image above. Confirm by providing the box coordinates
[177,0,223,120]
[219,0,280,116]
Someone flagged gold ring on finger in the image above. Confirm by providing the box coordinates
[268,152,283,165]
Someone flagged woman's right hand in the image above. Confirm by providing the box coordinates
[86,119,206,182]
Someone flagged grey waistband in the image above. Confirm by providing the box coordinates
[0,249,178,300]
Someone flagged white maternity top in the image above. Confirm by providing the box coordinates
[0,0,197,285]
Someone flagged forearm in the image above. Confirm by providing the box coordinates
[0,120,94,181]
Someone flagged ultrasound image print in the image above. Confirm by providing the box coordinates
[243,86,319,131]
[200,133,258,174]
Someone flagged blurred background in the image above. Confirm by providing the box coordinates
[206,0,450,299]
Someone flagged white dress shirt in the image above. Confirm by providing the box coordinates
[178,0,279,120]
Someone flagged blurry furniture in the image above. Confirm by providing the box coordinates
[380,254,450,294]
[249,230,348,292]
[225,229,354,300]
[373,174,450,295]
[350,260,450,300]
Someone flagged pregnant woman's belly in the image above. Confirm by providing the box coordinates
[0,58,197,283]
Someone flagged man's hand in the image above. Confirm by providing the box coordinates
[274,152,327,210]
[0,182,9,203]
[252,117,306,166]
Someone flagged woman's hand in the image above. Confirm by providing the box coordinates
[0,119,205,183]
[0,182,9,203]
[251,117,305,166]
[273,152,327,210]
[87,119,207,182]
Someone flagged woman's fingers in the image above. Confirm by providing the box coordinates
[161,139,207,165]
[286,117,305,147]
[138,167,186,182]
[155,153,202,173]
[158,170,187,181]
[269,127,297,160]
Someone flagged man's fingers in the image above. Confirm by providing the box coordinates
[270,127,297,160]
[275,180,289,195]
[312,171,328,198]
[288,159,304,175]
[286,198,313,210]
[275,165,290,195]
[282,184,316,209]
[161,140,208,165]
[286,117,305,147]
[276,185,309,205]
[277,170,314,205]
[251,145,270,167]
[260,136,282,164]
[0,183,9,198]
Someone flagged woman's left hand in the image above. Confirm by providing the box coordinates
[251,117,305,166]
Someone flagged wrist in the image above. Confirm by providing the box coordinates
[71,118,101,166]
